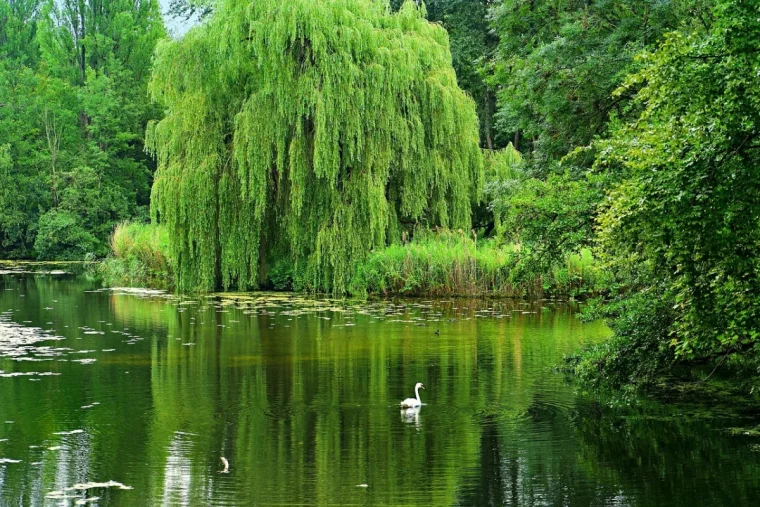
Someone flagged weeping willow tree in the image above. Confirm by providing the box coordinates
[147,0,483,293]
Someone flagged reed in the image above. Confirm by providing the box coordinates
[99,222,174,289]
[350,230,608,298]
[100,225,606,297]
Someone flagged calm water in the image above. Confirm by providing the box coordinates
[1,271,760,506]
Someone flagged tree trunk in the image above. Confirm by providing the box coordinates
[79,0,86,83]
[484,87,494,150]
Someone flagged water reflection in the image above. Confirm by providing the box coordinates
[400,406,421,428]
[161,432,195,506]
[0,274,759,505]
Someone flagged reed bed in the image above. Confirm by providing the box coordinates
[99,222,173,289]
[351,230,608,298]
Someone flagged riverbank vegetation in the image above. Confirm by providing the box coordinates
[569,0,760,389]
[350,231,607,298]
[103,225,607,298]
[2,0,759,390]
[98,222,173,289]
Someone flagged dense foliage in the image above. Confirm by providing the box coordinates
[0,0,165,259]
[574,0,760,387]
[351,230,606,297]
[490,0,715,169]
[99,221,173,288]
[421,0,498,149]
[148,0,483,293]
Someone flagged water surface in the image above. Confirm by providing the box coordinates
[1,272,760,505]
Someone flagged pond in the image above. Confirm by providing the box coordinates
[1,271,760,505]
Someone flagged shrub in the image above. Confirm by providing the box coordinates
[99,221,173,288]
[266,260,295,291]
[34,210,99,260]
[568,285,676,389]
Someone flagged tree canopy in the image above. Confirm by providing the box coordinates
[0,0,165,258]
[593,0,760,367]
[148,0,483,292]
[490,0,715,171]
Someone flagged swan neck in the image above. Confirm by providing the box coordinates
[415,385,421,403]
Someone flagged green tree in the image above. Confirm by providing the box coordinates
[33,208,98,260]
[0,0,165,260]
[425,0,498,149]
[0,67,46,256]
[0,0,42,65]
[490,0,714,171]
[389,0,499,149]
[492,170,603,273]
[576,0,760,386]
[148,0,483,293]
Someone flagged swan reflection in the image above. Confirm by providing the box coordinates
[400,406,421,428]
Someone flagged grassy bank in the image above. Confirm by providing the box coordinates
[99,227,608,298]
[349,230,608,298]
[98,222,173,289]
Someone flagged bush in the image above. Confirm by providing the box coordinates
[33,210,99,260]
[99,221,173,288]
[266,260,295,291]
[568,285,676,389]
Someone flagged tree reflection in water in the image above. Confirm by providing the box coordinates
[0,274,758,506]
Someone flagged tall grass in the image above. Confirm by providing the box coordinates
[99,222,174,289]
[350,230,608,298]
[99,224,607,297]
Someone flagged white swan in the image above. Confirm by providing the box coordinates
[400,382,424,408]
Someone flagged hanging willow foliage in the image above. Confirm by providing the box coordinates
[147,0,483,293]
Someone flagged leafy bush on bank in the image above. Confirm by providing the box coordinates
[98,222,173,289]
[568,285,676,390]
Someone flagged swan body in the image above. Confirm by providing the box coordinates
[400,382,424,408]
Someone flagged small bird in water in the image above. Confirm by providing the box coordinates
[219,457,230,474]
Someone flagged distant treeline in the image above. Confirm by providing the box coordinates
[0,1,165,259]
